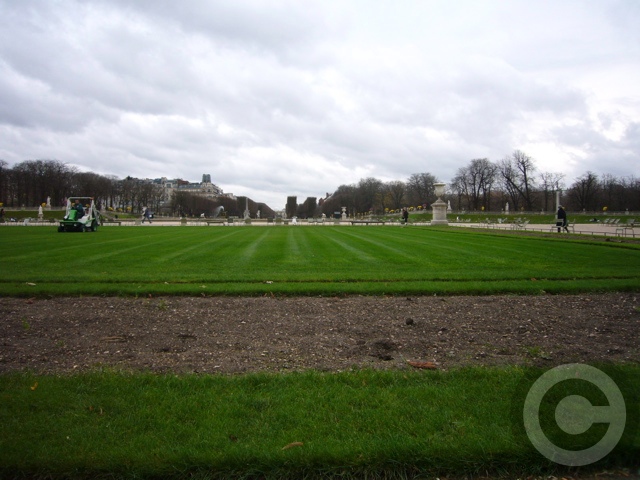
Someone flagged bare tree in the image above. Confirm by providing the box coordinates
[0,160,8,206]
[385,180,406,210]
[598,173,627,212]
[320,184,357,218]
[4,159,75,207]
[405,173,437,207]
[619,175,640,211]
[499,150,537,211]
[356,177,384,214]
[137,182,164,213]
[452,159,497,211]
[538,171,565,212]
[568,171,600,211]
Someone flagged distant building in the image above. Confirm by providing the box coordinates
[153,174,235,204]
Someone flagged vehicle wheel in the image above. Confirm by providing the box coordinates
[58,226,64,232]
[82,225,87,232]
[91,221,98,232]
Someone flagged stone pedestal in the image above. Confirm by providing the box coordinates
[431,183,449,225]
[243,197,250,220]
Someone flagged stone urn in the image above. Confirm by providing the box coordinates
[431,182,448,225]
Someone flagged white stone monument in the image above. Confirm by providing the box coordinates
[430,183,448,225]
[341,206,347,220]
[243,197,250,219]
[555,190,562,212]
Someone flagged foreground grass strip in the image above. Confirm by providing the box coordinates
[3,277,640,297]
[1,367,639,479]
[1,226,639,296]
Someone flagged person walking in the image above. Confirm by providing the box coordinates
[557,205,569,233]
[402,207,409,225]
[142,206,152,224]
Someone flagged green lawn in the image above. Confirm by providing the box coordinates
[0,225,638,296]
[1,225,639,479]
[2,367,638,479]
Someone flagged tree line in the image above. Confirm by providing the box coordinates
[2,153,638,218]
[287,150,639,217]
[0,159,274,218]
[451,151,638,213]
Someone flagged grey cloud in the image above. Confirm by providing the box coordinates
[0,0,638,208]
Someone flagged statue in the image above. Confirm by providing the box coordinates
[243,197,250,219]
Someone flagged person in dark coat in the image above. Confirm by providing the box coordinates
[557,205,569,233]
[402,207,409,225]
[74,200,85,218]
[142,206,152,224]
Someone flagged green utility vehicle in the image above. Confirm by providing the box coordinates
[58,197,101,232]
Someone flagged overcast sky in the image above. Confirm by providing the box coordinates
[1,1,638,209]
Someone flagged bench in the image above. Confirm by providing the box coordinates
[206,220,226,225]
[350,220,386,225]
[102,220,122,226]
[550,220,574,233]
[481,218,497,228]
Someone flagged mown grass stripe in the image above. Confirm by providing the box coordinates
[321,229,379,263]
[1,226,639,295]
[331,228,418,262]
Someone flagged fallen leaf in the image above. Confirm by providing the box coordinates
[30,382,38,391]
[101,336,127,343]
[26,282,36,286]
[282,442,303,450]
[407,361,437,370]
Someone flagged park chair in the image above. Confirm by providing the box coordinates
[512,218,529,230]
[617,219,636,237]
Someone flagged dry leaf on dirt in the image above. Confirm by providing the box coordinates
[407,361,438,370]
[282,442,304,450]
